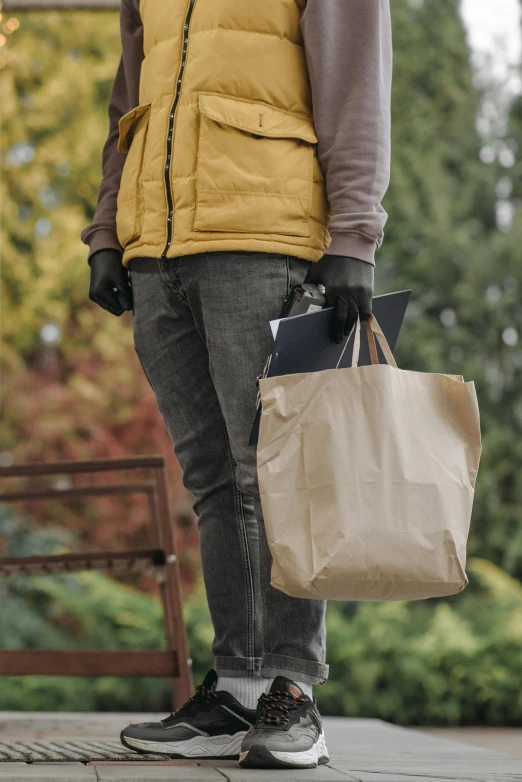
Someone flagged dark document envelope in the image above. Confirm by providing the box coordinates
[249,288,411,446]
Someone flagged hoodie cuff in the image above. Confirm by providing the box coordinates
[325,232,377,265]
[85,229,123,265]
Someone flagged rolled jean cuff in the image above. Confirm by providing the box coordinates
[261,653,329,685]
[215,655,264,677]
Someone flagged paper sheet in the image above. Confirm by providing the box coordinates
[270,318,282,340]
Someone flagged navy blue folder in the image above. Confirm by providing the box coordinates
[249,288,412,446]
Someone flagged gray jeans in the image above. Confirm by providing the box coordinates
[129,251,328,685]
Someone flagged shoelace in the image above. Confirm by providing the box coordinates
[256,689,308,727]
[162,683,217,723]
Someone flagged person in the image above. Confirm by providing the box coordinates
[82,0,392,770]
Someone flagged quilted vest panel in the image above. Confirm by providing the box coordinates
[116,0,331,267]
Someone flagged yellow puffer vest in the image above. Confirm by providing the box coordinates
[116,0,331,268]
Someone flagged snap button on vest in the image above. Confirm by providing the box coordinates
[116,0,331,268]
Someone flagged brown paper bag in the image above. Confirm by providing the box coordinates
[256,312,482,601]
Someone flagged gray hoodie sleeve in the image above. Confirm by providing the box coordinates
[300,0,392,265]
[80,0,144,261]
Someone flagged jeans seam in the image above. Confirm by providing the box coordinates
[257,254,291,674]
[256,496,269,671]
[224,429,256,675]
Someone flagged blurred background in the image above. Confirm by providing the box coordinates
[1,0,522,729]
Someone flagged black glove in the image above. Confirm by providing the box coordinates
[304,254,374,343]
[88,248,133,316]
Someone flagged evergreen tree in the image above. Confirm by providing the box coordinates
[380,0,522,576]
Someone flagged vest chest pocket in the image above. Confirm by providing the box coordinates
[116,102,152,248]
[193,93,318,238]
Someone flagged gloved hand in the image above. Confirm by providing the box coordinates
[88,248,133,316]
[304,254,374,343]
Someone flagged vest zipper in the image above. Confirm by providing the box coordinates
[161,0,197,259]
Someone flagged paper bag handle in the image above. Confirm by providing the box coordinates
[335,312,398,369]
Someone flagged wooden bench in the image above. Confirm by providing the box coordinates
[0,456,193,709]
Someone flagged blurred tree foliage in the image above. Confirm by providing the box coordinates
[1,9,201,591]
[2,1,522,574]
[2,10,122,363]
[1,0,522,723]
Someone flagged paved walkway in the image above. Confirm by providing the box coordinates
[0,713,521,781]
[420,727,522,760]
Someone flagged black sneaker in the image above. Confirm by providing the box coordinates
[120,669,256,759]
[239,675,329,768]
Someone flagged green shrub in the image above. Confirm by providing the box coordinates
[0,566,215,713]
[320,558,522,725]
[0,507,213,712]
[1,510,521,723]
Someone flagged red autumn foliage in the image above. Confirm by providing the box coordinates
[2,343,201,596]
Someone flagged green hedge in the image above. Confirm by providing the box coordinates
[321,558,522,725]
[1,507,521,723]
[1,552,521,724]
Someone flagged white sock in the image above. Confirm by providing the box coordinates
[263,678,314,700]
[216,676,272,710]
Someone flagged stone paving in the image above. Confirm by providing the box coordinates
[0,712,521,781]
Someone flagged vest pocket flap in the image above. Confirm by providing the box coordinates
[198,93,318,144]
[117,102,152,154]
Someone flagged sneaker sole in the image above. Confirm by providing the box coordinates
[239,730,330,769]
[121,730,247,760]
